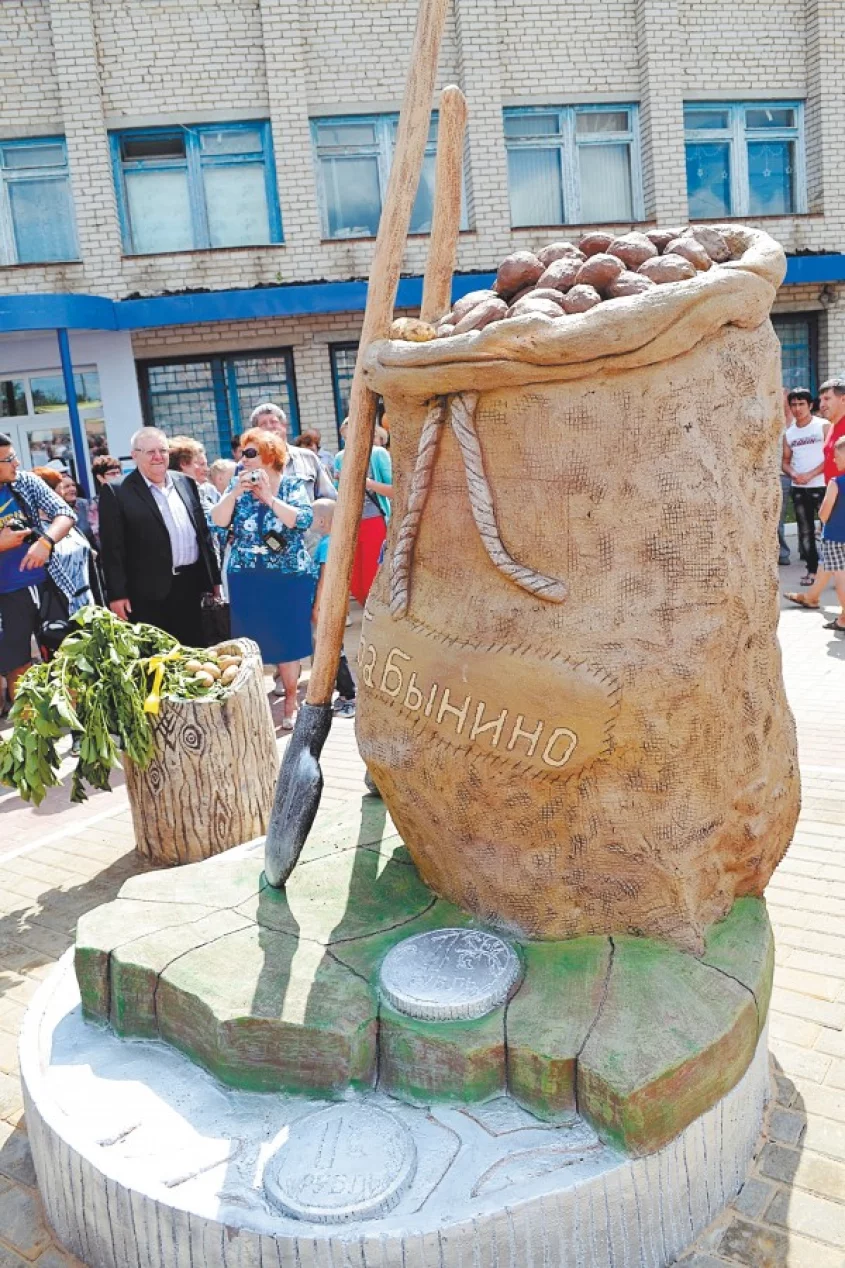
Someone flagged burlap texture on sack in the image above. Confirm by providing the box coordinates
[357,225,799,953]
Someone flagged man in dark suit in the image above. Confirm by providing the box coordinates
[99,427,221,647]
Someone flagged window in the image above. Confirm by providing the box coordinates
[312,115,467,239]
[0,138,78,264]
[503,106,642,227]
[137,350,299,457]
[0,368,105,480]
[330,343,358,429]
[773,314,818,394]
[684,103,805,218]
[111,123,282,254]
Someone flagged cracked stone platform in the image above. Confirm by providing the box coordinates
[73,798,774,1156]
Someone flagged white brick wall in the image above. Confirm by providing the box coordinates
[2,0,845,428]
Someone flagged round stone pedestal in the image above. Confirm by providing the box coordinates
[23,950,771,1268]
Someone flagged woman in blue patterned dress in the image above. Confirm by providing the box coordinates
[211,428,314,729]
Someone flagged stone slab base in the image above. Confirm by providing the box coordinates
[22,952,771,1268]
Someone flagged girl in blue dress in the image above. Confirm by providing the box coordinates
[212,428,314,729]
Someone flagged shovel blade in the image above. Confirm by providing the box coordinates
[264,702,333,888]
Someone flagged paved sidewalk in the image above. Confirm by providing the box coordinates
[0,578,844,1266]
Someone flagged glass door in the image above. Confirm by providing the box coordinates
[0,368,106,485]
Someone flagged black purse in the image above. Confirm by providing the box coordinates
[200,593,231,646]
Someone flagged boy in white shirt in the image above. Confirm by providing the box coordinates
[783,388,830,584]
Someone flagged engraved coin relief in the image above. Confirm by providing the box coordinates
[263,1104,417,1223]
[379,928,522,1021]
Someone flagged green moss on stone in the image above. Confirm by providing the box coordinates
[378,1000,506,1104]
[701,898,774,1033]
[507,937,611,1121]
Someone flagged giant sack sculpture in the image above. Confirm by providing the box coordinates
[358,224,799,953]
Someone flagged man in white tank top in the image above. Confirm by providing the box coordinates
[783,389,829,583]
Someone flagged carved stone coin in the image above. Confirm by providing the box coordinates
[263,1104,417,1223]
[379,928,521,1021]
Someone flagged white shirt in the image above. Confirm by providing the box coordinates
[143,472,199,568]
[786,418,827,488]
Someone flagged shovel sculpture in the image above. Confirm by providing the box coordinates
[264,0,463,888]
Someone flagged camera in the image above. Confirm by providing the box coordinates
[5,515,38,544]
[246,471,261,485]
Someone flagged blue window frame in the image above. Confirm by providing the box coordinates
[137,349,299,458]
[684,103,806,219]
[503,105,643,227]
[773,314,818,395]
[312,114,467,239]
[329,343,358,436]
[111,122,283,255]
[0,137,78,265]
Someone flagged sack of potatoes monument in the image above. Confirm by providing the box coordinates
[19,221,796,1268]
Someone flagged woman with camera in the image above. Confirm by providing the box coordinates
[211,428,314,729]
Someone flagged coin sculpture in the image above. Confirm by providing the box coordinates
[263,1104,417,1223]
[379,928,522,1020]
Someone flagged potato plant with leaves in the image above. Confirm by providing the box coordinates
[0,607,242,805]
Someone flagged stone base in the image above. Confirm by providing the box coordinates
[22,951,771,1268]
[73,800,774,1155]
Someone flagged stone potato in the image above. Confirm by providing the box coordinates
[452,296,509,334]
[494,251,545,299]
[527,287,568,306]
[646,227,684,253]
[576,253,625,292]
[685,225,732,263]
[605,270,657,298]
[507,296,567,319]
[562,283,602,313]
[537,256,582,292]
[435,323,456,338]
[537,240,584,267]
[607,232,658,270]
[390,317,437,342]
[578,231,614,257]
[450,289,498,324]
[665,237,712,272]
[638,253,697,283]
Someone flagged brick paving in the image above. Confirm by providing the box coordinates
[0,583,843,1266]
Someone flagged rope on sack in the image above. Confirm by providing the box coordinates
[449,391,568,604]
[390,397,449,618]
[389,391,568,619]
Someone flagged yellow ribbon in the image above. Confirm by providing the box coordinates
[143,650,181,715]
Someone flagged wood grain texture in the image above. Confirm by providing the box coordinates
[307,0,450,704]
[420,85,468,325]
[124,638,277,866]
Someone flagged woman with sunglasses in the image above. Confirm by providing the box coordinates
[211,428,314,729]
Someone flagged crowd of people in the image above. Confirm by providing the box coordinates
[5,374,845,725]
[781,377,845,631]
[0,405,392,726]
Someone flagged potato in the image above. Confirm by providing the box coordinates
[562,284,602,313]
[645,228,684,253]
[436,323,456,339]
[390,317,437,342]
[451,289,498,324]
[528,287,567,306]
[664,237,712,271]
[578,231,614,257]
[607,232,658,270]
[537,256,582,292]
[685,225,732,263]
[193,671,215,688]
[638,253,697,283]
[184,659,204,673]
[507,296,566,319]
[201,662,222,679]
[494,251,545,299]
[576,253,624,292]
[605,271,657,298]
[220,664,239,685]
[452,296,508,334]
[537,240,584,267]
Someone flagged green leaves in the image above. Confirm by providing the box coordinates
[0,607,231,807]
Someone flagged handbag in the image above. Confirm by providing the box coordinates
[200,593,231,646]
[37,576,73,658]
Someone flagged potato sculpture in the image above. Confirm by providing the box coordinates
[403,224,735,344]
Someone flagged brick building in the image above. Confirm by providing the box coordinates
[1,0,844,484]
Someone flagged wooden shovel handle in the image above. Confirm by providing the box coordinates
[307,0,450,705]
[421,85,468,325]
